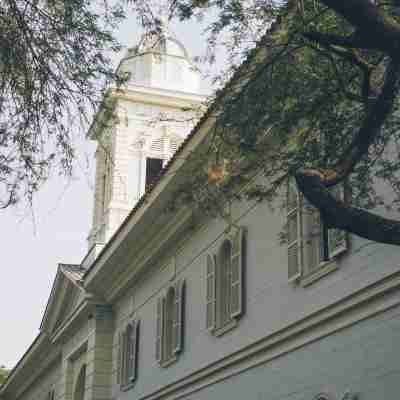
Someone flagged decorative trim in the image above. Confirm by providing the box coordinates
[160,355,178,368]
[106,207,193,301]
[121,382,136,392]
[300,261,338,287]
[312,392,357,400]
[214,319,237,337]
[313,393,332,400]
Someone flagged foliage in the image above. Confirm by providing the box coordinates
[127,0,400,245]
[0,366,9,385]
[0,0,125,208]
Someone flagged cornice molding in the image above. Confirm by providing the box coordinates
[13,351,62,399]
[105,207,193,301]
[112,84,205,109]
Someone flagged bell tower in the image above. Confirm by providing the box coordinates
[87,26,205,253]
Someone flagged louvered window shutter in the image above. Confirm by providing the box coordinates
[173,280,185,354]
[230,228,245,318]
[128,320,139,382]
[287,181,303,281]
[117,332,122,385]
[206,254,216,331]
[303,198,323,270]
[121,330,127,385]
[155,297,164,363]
[126,324,133,382]
[328,185,348,258]
[127,321,138,382]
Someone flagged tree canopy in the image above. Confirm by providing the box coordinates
[0,366,9,385]
[127,0,400,246]
[3,0,400,247]
[0,0,124,208]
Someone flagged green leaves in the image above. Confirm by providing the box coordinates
[0,0,124,207]
[0,366,9,385]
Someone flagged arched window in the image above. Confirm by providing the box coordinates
[73,365,86,400]
[206,227,245,334]
[117,320,139,388]
[155,279,185,366]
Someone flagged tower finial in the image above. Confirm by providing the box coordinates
[157,5,169,35]
[160,15,168,33]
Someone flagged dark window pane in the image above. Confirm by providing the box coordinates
[146,158,163,190]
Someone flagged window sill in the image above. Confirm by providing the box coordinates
[120,381,136,392]
[300,260,338,287]
[214,319,237,337]
[160,354,178,368]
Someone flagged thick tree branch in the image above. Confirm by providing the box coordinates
[331,58,400,183]
[303,31,377,50]
[293,58,400,245]
[319,0,400,55]
[303,57,400,187]
[295,171,400,245]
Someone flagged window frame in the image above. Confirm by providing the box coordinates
[156,279,185,367]
[287,181,348,286]
[118,319,140,391]
[206,227,245,337]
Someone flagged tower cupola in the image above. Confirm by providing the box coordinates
[117,23,200,94]
[86,26,205,257]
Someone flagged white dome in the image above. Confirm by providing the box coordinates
[118,29,200,94]
[136,33,189,59]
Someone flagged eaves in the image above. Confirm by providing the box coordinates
[82,1,293,296]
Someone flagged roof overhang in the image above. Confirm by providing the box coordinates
[40,264,86,334]
[0,333,60,399]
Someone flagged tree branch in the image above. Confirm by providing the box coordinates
[331,57,400,183]
[302,57,400,187]
[303,31,377,49]
[319,0,400,55]
[295,171,400,245]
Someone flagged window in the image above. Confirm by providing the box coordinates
[156,280,185,366]
[145,157,163,190]
[73,366,86,400]
[117,320,139,389]
[287,181,348,283]
[206,227,245,334]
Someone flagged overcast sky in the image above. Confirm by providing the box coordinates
[0,9,216,369]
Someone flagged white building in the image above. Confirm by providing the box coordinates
[1,20,400,400]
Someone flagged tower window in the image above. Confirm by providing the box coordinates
[145,158,163,190]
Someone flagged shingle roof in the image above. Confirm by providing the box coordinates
[60,263,85,285]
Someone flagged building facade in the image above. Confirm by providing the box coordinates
[1,23,400,400]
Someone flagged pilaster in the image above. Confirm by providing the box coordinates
[85,305,114,400]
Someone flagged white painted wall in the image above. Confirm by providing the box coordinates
[110,179,400,400]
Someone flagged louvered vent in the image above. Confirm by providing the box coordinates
[151,136,164,153]
[170,137,182,155]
